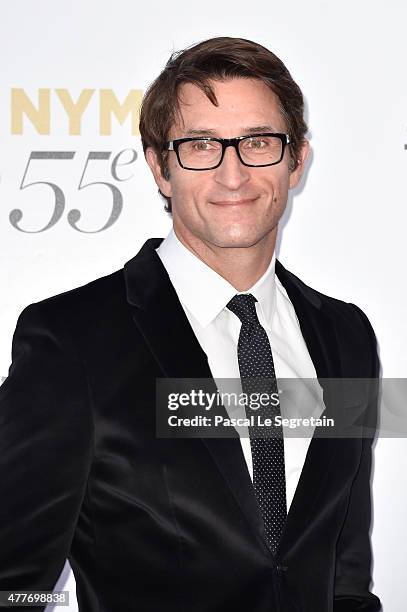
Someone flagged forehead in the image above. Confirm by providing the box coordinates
[171,78,286,137]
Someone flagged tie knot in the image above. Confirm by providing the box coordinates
[226,293,258,324]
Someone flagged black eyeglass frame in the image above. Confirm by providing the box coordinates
[164,132,291,171]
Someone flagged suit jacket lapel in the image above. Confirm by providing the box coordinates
[124,240,345,558]
[124,238,212,379]
[275,261,345,556]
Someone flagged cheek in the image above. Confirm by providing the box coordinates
[261,178,285,201]
[171,176,192,204]
[257,161,288,187]
[171,172,208,206]
[267,170,290,198]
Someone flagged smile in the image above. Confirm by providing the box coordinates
[211,197,259,206]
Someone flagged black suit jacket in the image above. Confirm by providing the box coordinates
[0,238,381,611]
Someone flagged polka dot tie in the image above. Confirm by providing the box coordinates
[227,293,287,555]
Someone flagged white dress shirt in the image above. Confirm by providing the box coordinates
[157,229,324,512]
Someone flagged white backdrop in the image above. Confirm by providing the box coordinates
[1,1,406,609]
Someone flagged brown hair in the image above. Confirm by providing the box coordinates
[139,36,308,213]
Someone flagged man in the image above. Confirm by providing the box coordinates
[0,37,381,611]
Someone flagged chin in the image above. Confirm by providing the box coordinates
[207,228,269,249]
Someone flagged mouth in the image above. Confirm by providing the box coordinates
[210,197,259,206]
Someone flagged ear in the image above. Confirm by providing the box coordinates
[289,139,310,189]
[145,147,172,198]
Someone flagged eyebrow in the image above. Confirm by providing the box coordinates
[181,125,278,137]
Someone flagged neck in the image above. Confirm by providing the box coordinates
[173,227,277,292]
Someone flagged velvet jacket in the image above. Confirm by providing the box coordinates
[0,238,381,611]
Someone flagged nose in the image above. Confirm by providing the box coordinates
[213,144,250,190]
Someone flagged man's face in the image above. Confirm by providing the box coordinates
[147,78,308,250]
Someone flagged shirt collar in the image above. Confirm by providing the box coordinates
[156,229,276,329]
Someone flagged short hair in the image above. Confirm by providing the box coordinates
[139,36,308,213]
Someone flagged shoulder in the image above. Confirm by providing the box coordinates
[276,260,379,375]
[276,260,374,329]
[14,268,129,349]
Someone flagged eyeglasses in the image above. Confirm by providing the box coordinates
[164,133,290,171]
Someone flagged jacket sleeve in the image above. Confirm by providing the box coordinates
[333,304,381,612]
[0,302,93,604]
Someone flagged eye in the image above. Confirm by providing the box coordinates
[193,140,217,151]
[245,137,268,149]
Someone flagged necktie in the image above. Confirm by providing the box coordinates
[227,293,287,554]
